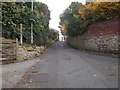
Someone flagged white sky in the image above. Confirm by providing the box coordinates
[38,0,85,31]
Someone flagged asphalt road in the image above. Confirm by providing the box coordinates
[15,41,118,88]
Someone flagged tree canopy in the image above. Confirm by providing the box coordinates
[2,2,58,46]
[59,1,120,37]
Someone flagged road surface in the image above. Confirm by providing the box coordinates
[15,41,118,88]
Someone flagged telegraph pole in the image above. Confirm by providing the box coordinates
[31,0,33,44]
[20,1,24,45]
[20,23,23,44]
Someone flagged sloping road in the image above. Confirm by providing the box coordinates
[15,41,118,88]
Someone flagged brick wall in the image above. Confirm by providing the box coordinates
[77,18,119,37]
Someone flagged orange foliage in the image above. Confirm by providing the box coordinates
[78,2,120,20]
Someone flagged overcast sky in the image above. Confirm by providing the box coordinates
[38,0,85,31]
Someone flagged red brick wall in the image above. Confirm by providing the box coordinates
[77,18,119,38]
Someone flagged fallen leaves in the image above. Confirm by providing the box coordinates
[112,66,117,70]
[101,66,109,70]
[31,71,39,73]
[26,47,34,51]
[101,66,118,70]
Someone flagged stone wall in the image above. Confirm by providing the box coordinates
[67,19,119,54]
[17,46,45,62]
[1,37,45,64]
[68,35,119,54]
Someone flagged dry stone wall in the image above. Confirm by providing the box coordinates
[17,46,45,62]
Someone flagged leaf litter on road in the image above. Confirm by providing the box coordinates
[101,66,109,70]
[31,71,39,73]
[112,66,117,70]
[101,66,118,70]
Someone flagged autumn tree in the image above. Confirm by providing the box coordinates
[59,1,120,37]
[59,2,85,37]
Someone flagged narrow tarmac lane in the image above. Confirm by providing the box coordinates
[15,41,118,88]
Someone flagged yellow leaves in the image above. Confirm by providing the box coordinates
[73,14,79,18]
[99,0,120,2]
[78,8,84,15]
[86,4,96,10]
[26,47,34,51]
[78,2,101,19]
[76,1,120,25]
